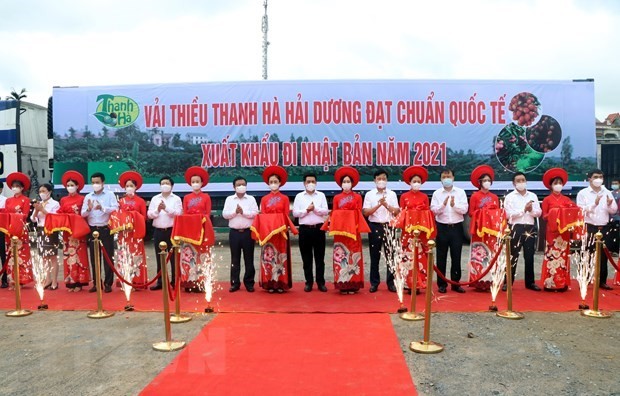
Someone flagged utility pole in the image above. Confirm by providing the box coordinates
[261,0,269,80]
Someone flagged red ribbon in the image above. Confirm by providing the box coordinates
[99,241,164,288]
[432,244,503,287]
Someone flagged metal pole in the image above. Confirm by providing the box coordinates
[6,236,32,317]
[582,232,612,318]
[153,242,186,351]
[87,231,113,319]
[170,237,191,323]
[497,227,524,319]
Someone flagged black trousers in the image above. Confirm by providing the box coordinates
[298,225,326,286]
[153,227,175,286]
[608,220,620,255]
[88,226,114,287]
[368,222,395,288]
[509,224,537,286]
[0,233,6,284]
[436,222,464,288]
[229,228,255,288]
[586,223,614,285]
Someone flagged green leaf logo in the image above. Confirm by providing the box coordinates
[93,94,140,128]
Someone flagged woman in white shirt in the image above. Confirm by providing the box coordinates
[31,183,61,290]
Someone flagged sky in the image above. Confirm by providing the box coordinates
[1,0,618,120]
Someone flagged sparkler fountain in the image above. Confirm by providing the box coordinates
[381,225,409,313]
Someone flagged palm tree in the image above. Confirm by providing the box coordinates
[6,88,27,101]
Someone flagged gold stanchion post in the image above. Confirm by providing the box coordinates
[410,240,443,353]
[6,236,32,317]
[87,231,114,319]
[401,230,423,321]
[170,237,191,323]
[153,242,186,351]
[497,227,524,320]
[582,232,612,318]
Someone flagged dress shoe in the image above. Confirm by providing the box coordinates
[600,283,613,291]
[1,281,8,289]
[150,284,162,291]
[526,284,541,291]
[88,286,98,293]
[229,285,240,293]
[501,284,507,292]
[387,285,397,293]
[369,285,378,293]
[276,288,284,294]
[438,286,447,294]
[304,284,312,292]
[246,286,255,293]
[104,285,112,293]
[318,284,328,292]
[452,286,466,294]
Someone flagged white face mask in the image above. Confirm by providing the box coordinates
[269,182,280,191]
[410,182,421,191]
[235,185,247,194]
[125,186,136,195]
[376,180,387,189]
[160,184,172,193]
[12,187,22,194]
[441,178,454,188]
[306,182,316,192]
[66,186,77,194]
[92,183,103,192]
[39,192,50,201]
[191,182,202,191]
[552,183,563,193]
[592,178,604,188]
[481,181,492,190]
[515,182,527,192]
[341,182,352,191]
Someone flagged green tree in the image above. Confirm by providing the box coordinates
[561,136,573,168]
[5,88,26,101]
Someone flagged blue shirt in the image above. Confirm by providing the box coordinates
[81,189,119,227]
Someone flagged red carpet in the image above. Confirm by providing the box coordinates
[1,280,620,313]
[141,313,416,396]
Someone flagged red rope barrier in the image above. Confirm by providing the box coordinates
[603,246,620,272]
[99,242,163,288]
[432,243,504,287]
[0,260,7,276]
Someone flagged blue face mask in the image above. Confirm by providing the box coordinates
[441,178,453,188]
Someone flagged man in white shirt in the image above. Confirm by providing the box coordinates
[81,172,119,293]
[148,176,183,291]
[576,169,618,290]
[293,173,329,292]
[363,169,400,293]
[504,172,542,291]
[222,176,259,292]
[430,168,468,294]
[0,182,7,288]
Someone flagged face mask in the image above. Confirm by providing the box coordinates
[12,187,22,194]
[306,182,316,192]
[341,182,352,192]
[481,181,492,190]
[552,184,563,193]
[92,183,103,192]
[410,182,421,191]
[592,178,603,188]
[612,184,620,191]
[191,182,202,191]
[125,187,136,195]
[269,182,279,191]
[160,184,172,193]
[235,185,247,194]
[515,182,527,192]
[67,186,77,194]
[376,180,387,189]
[441,178,453,188]
[39,192,50,201]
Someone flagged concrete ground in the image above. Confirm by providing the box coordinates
[1,233,619,395]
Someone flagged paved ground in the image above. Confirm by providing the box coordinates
[2,233,619,395]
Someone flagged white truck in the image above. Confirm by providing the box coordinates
[0,100,51,198]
